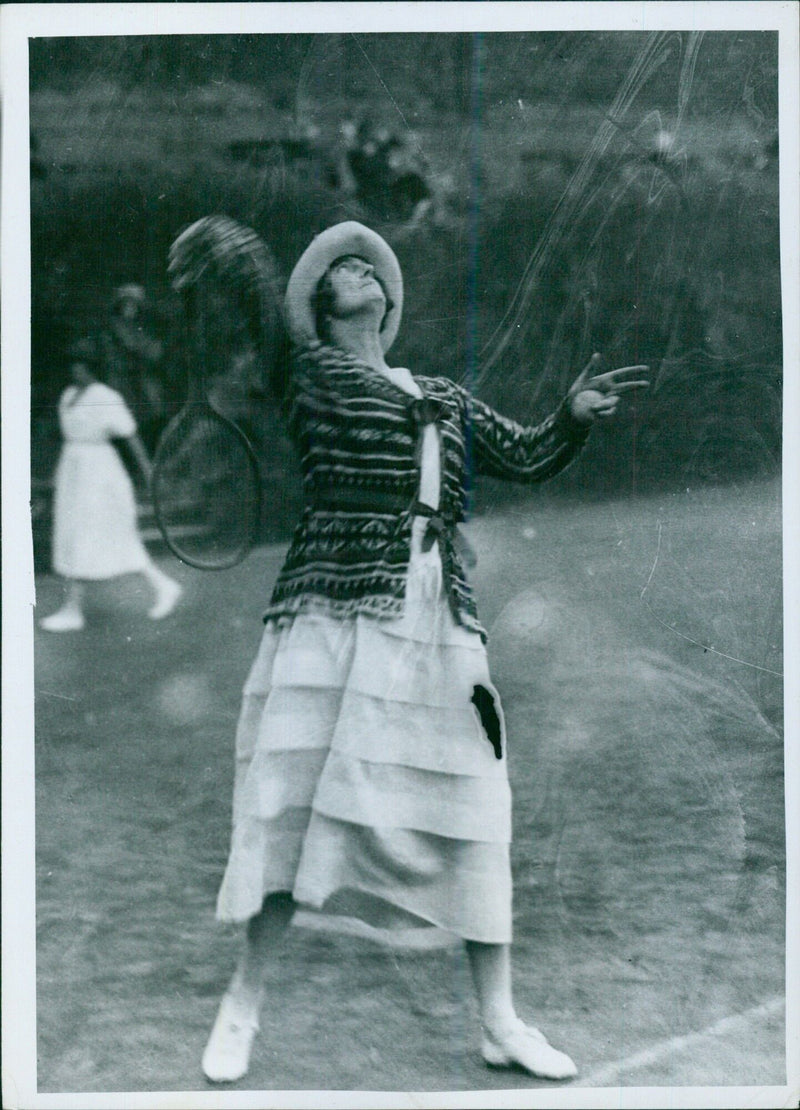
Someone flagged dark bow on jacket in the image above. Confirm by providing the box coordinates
[408,396,446,429]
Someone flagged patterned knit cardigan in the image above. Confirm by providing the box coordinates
[263,342,590,640]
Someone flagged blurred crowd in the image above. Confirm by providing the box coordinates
[332,117,434,224]
[227,115,455,228]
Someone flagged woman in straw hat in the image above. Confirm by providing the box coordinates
[202,221,647,1084]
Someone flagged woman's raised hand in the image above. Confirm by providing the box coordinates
[568,353,649,425]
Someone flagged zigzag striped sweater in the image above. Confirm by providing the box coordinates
[264,342,590,640]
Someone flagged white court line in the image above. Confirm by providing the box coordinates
[578,996,785,1087]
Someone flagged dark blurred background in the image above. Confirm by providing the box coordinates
[29,31,781,547]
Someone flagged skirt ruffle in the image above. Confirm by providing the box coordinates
[216,523,513,944]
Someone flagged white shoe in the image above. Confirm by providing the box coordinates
[39,609,85,632]
[202,993,259,1083]
[481,1018,577,1080]
[148,579,182,621]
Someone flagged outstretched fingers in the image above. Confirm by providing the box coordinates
[609,379,649,393]
[574,352,604,387]
[591,365,649,394]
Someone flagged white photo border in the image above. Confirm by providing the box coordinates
[2,4,798,1108]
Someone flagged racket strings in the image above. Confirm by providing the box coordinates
[168,216,283,356]
[153,406,261,570]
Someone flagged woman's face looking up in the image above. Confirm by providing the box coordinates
[326,255,386,320]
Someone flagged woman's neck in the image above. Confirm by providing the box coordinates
[328,317,390,373]
[71,375,96,391]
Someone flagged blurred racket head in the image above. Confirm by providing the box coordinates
[168,215,284,368]
[152,404,262,570]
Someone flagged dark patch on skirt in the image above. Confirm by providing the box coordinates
[471,684,502,759]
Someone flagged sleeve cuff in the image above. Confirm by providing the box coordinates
[553,397,592,441]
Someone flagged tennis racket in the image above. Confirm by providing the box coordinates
[167,215,283,377]
[152,284,263,569]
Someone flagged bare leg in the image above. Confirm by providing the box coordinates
[40,579,86,631]
[140,558,182,619]
[65,579,86,616]
[202,893,295,1082]
[227,892,296,1012]
[466,941,516,1036]
[466,940,577,1080]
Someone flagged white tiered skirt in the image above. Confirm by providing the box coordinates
[216,519,513,944]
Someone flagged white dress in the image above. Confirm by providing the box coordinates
[216,368,513,944]
[51,382,151,580]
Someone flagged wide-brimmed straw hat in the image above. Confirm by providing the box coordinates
[284,221,403,351]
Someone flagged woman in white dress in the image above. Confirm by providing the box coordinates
[39,337,182,631]
[200,222,648,1084]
